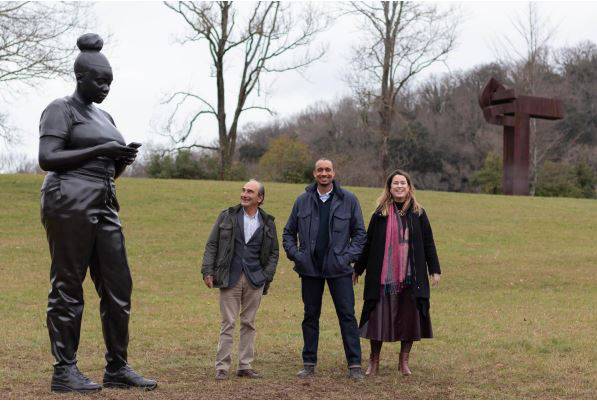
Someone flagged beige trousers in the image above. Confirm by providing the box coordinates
[215,272,264,372]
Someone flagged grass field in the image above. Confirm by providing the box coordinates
[0,173,595,399]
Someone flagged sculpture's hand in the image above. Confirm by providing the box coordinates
[203,275,214,289]
[99,141,138,160]
[119,155,137,165]
[430,273,440,288]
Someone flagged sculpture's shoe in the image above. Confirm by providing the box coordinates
[103,365,157,390]
[51,365,102,393]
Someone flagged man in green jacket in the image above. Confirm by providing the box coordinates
[201,179,279,381]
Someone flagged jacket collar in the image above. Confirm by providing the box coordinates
[305,180,345,199]
[227,204,275,223]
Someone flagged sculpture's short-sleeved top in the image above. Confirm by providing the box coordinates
[39,95,125,176]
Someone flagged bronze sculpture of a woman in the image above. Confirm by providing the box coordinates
[38,33,156,393]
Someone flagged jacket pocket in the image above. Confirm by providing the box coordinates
[215,253,228,270]
[332,212,350,255]
[245,264,267,287]
[218,222,233,242]
[216,222,232,266]
[333,249,350,269]
[293,250,308,271]
[332,212,350,233]
[262,229,274,259]
[265,227,275,243]
[297,210,311,247]
[219,221,233,231]
[298,210,311,225]
[294,250,304,264]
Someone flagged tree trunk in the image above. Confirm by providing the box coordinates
[216,4,229,179]
[379,107,392,182]
[219,138,228,180]
[377,2,396,183]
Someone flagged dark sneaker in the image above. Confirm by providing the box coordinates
[215,370,228,381]
[51,365,102,393]
[236,368,262,379]
[103,365,157,390]
[348,367,365,381]
[297,364,315,379]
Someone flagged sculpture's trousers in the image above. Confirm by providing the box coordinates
[41,171,131,371]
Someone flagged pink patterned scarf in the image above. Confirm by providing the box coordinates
[380,203,410,294]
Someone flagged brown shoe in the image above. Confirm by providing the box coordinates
[365,354,380,376]
[399,352,412,376]
[236,369,262,379]
[215,370,228,380]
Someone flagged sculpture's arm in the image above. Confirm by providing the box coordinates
[39,136,137,172]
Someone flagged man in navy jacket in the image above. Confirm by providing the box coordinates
[283,159,367,380]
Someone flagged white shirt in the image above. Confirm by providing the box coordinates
[243,209,261,243]
[317,185,334,203]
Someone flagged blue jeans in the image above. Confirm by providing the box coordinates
[300,275,361,367]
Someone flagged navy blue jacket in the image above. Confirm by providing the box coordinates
[282,181,367,278]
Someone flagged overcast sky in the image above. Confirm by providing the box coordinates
[2,1,597,161]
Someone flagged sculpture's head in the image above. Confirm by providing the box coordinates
[74,33,112,104]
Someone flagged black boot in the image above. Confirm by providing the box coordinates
[348,366,365,380]
[296,364,315,379]
[103,365,157,390]
[51,365,102,393]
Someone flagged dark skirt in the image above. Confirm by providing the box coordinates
[359,286,432,342]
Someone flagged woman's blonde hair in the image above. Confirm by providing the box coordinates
[375,169,422,216]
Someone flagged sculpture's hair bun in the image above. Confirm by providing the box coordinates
[76,33,103,52]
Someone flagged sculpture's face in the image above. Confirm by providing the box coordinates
[390,174,410,201]
[240,181,262,209]
[77,65,113,104]
[313,159,335,187]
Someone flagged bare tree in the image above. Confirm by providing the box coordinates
[163,1,329,179]
[0,1,90,143]
[0,150,40,173]
[494,2,559,195]
[347,1,459,180]
[0,111,16,145]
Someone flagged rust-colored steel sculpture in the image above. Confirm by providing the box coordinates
[479,78,564,195]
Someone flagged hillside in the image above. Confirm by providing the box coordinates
[0,174,595,399]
